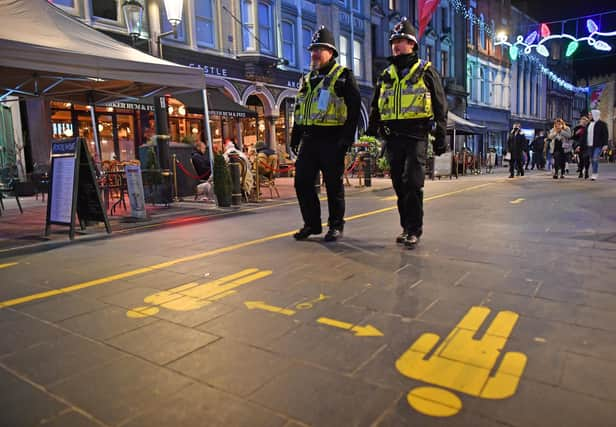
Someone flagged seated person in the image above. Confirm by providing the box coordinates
[255,141,276,157]
[191,141,211,180]
[223,140,254,195]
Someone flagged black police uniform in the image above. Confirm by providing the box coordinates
[366,19,448,248]
[290,27,361,242]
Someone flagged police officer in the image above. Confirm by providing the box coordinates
[366,18,448,249]
[290,26,361,242]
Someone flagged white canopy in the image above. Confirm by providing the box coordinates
[0,0,205,103]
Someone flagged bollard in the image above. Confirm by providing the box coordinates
[314,171,321,195]
[229,162,242,206]
[363,154,372,187]
[172,154,180,202]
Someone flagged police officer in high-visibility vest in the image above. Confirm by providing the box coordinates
[290,26,361,242]
[366,18,448,249]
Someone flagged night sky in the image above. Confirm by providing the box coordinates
[511,0,616,79]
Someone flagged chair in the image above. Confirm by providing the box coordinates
[228,154,249,202]
[256,153,280,198]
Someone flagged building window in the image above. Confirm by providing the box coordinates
[302,27,312,70]
[469,8,474,45]
[161,4,185,41]
[353,39,362,77]
[282,21,296,66]
[479,14,486,50]
[467,63,474,102]
[93,0,118,21]
[352,0,361,12]
[258,2,273,54]
[441,7,449,32]
[339,35,349,68]
[480,67,487,103]
[195,0,216,48]
[388,0,396,10]
[241,0,255,50]
[425,45,433,62]
[440,50,449,77]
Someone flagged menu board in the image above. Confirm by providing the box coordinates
[49,156,76,224]
[45,137,110,239]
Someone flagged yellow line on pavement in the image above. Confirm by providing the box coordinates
[0,262,18,270]
[0,182,492,309]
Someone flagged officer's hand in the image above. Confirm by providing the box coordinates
[337,138,352,153]
[433,139,448,156]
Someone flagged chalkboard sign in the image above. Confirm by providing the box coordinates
[45,138,111,239]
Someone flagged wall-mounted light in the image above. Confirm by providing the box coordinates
[178,105,186,116]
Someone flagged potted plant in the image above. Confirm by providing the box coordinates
[213,153,232,207]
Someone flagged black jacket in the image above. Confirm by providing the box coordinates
[531,136,545,153]
[506,131,527,156]
[366,53,448,148]
[191,149,211,179]
[588,120,608,149]
[290,59,361,149]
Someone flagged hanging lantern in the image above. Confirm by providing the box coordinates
[524,31,538,45]
[565,41,579,57]
[536,45,549,57]
[509,45,519,61]
[540,23,551,38]
[586,19,599,34]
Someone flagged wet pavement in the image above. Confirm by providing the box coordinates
[1,165,615,426]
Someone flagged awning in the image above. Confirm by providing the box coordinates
[447,112,486,135]
[0,0,204,103]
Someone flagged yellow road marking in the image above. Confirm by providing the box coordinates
[0,262,18,269]
[509,198,525,204]
[244,301,296,316]
[0,183,492,309]
[127,269,272,318]
[396,306,527,417]
[295,293,330,310]
[317,317,384,337]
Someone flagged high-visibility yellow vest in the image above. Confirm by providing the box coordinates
[377,59,433,121]
[294,64,348,126]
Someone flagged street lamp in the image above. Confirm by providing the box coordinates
[121,0,184,57]
[122,0,144,42]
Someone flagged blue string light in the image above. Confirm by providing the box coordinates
[448,0,589,93]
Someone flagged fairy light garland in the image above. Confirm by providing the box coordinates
[448,0,589,93]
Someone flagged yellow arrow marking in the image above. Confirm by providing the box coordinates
[509,198,525,204]
[295,293,330,310]
[127,268,272,318]
[244,301,296,316]
[0,262,18,270]
[317,317,384,337]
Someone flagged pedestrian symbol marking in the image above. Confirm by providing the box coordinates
[317,317,384,337]
[295,293,330,310]
[127,268,272,318]
[395,306,527,417]
[245,301,296,316]
[509,198,525,204]
[0,262,18,270]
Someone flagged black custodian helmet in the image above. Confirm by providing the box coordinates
[389,17,418,48]
[308,26,339,58]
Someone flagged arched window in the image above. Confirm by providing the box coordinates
[467,63,474,102]
[479,14,486,50]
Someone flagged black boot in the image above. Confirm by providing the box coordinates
[293,226,322,240]
[404,234,420,249]
[396,231,408,244]
[323,228,343,242]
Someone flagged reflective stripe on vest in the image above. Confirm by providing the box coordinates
[377,60,433,121]
[294,64,348,126]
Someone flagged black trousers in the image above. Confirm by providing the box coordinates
[509,154,524,176]
[553,150,566,175]
[386,137,426,237]
[294,137,346,230]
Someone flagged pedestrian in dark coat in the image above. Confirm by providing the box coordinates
[506,123,526,178]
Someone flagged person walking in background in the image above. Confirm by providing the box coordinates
[572,115,590,179]
[548,118,572,179]
[531,131,545,170]
[587,109,609,180]
[506,122,526,178]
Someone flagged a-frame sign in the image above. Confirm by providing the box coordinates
[45,137,111,239]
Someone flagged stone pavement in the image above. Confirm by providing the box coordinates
[1,163,615,426]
